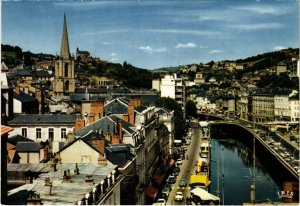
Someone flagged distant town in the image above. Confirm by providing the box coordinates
[1,15,299,205]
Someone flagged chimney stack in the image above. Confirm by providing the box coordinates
[88,113,95,125]
[90,101,105,121]
[105,126,111,142]
[74,118,85,132]
[14,86,20,94]
[128,100,135,125]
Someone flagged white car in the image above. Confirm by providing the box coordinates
[176,158,183,165]
[175,191,183,201]
[186,139,191,145]
[153,198,166,205]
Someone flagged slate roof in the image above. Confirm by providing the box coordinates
[9,114,78,125]
[13,91,36,103]
[16,142,40,152]
[8,134,34,145]
[105,97,149,114]
[105,144,133,167]
[70,93,106,102]
[15,69,31,76]
[105,98,129,115]
[155,107,172,114]
[32,70,51,78]
[75,115,135,138]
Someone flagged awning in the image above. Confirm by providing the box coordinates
[167,158,175,167]
[153,175,163,185]
[145,185,158,199]
[190,187,220,201]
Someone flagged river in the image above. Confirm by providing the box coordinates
[209,137,282,205]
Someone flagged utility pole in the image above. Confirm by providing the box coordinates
[221,147,225,205]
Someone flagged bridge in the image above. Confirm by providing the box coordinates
[208,120,299,180]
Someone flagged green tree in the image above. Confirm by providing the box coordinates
[155,97,185,139]
[185,100,197,118]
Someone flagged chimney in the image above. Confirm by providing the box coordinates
[98,155,107,166]
[111,134,120,144]
[44,177,51,186]
[123,114,129,122]
[74,163,80,175]
[88,113,95,125]
[91,134,105,153]
[14,86,20,94]
[90,101,105,120]
[111,170,116,184]
[44,145,48,160]
[74,118,85,132]
[128,100,135,125]
[105,126,111,142]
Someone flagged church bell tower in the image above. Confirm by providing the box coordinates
[52,14,75,99]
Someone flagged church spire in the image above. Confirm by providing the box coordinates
[60,14,71,60]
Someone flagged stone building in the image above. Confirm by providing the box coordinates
[52,15,75,100]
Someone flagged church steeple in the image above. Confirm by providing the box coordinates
[60,14,71,60]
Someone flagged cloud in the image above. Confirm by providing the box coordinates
[234,5,289,15]
[103,42,114,45]
[82,29,132,36]
[176,43,197,49]
[230,23,283,31]
[139,46,167,54]
[274,46,286,51]
[141,29,221,36]
[110,52,117,57]
[208,49,223,54]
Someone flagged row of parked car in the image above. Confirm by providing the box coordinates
[153,132,193,205]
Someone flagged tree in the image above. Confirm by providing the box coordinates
[155,97,185,139]
[185,100,197,118]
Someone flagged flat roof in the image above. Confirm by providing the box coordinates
[31,163,117,205]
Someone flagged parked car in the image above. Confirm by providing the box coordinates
[186,139,191,145]
[167,175,176,184]
[153,198,166,205]
[176,158,183,165]
[172,166,180,176]
[200,152,208,159]
[162,183,172,196]
[179,178,187,188]
[158,192,168,201]
[175,191,184,201]
[180,153,185,160]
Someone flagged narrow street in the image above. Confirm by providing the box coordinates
[166,125,203,205]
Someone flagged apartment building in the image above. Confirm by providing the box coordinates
[160,74,186,108]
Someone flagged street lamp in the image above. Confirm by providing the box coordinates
[211,159,220,198]
[221,147,225,205]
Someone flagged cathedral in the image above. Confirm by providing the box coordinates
[52,14,75,100]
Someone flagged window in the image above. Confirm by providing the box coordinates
[64,63,69,77]
[49,128,54,141]
[22,128,27,137]
[61,128,67,139]
[36,128,41,139]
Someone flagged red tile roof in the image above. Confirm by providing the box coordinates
[1,125,13,136]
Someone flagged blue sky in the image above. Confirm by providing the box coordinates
[2,0,299,69]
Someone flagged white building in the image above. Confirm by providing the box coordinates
[160,74,186,107]
[290,92,300,121]
[152,79,161,92]
[195,96,216,113]
[8,114,77,153]
[274,92,291,121]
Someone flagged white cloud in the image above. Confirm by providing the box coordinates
[208,49,223,54]
[82,29,132,36]
[141,29,221,36]
[230,23,283,31]
[103,42,114,45]
[110,52,117,57]
[176,43,197,49]
[274,46,286,51]
[234,5,289,15]
[139,46,167,54]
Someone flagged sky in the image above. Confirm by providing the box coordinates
[2,0,299,69]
